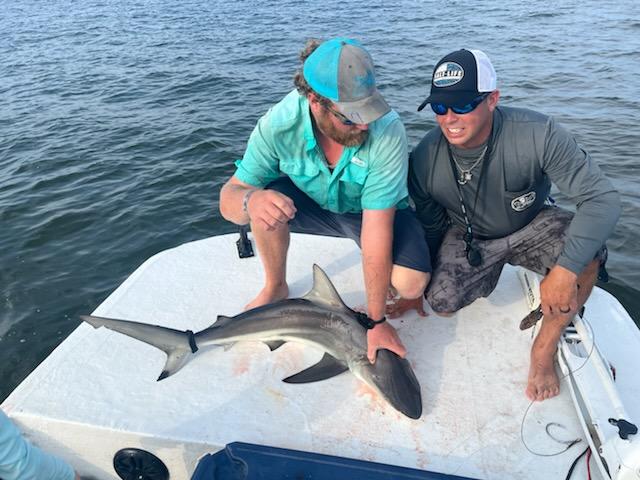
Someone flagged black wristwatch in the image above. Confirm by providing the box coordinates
[355,312,387,330]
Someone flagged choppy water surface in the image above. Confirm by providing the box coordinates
[1,1,639,401]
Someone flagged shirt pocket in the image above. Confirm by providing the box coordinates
[339,163,369,198]
[279,160,320,181]
[505,180,535,197]
[504,158,535,194]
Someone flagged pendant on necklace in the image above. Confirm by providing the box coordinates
[458,171,472,185]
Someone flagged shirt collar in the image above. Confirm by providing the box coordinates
[301,97,317,152]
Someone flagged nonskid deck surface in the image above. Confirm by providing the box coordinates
[4,233,638,479]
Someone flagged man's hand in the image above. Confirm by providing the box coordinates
[539,265,579,316]
[247,189,296,231]
[366,321,407,363]
[386,296,427,319]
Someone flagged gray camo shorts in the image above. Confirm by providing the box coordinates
[426,206,607,313]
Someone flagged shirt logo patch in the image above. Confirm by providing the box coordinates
[433,62,464,87]
[351,156,366,167]
[511,191,536,212]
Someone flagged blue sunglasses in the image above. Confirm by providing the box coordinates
[431,92,490,116]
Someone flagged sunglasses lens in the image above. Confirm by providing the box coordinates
[451,103,475,114]
[432,93,489,116]
[329,106,354,125]
[431,103,448,115]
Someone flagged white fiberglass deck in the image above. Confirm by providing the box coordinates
[4,234,639,479]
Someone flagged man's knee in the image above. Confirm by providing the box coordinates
[392,268,430,299]
[426,286,464,315]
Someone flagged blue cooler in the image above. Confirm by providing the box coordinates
[190,442,478,479]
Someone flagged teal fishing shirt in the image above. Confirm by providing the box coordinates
[234,90,409,214]
[0,410,75,480]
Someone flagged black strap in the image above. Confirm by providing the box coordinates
[446,131,494,250]
[355,312,386,329]
[186,330,199,353]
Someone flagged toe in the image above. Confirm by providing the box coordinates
[525,384,536,401]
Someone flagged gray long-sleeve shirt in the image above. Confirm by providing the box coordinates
[409,106,621,274]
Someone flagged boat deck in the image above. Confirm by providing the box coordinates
[4,233,638,479]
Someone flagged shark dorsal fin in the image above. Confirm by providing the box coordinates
[301,264,350,312]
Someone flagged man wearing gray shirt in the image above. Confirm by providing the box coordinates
[397,49,621,402]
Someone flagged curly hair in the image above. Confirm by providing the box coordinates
[293,39,332,108]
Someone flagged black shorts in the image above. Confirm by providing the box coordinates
[266,177,431,273]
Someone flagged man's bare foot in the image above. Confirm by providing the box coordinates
[526,351,560,401]
[386,297,427,319]
[387,286,398,300]
[244,283,289,310]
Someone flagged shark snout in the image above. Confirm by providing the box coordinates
[357,349,422,419]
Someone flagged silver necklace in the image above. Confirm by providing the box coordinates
[451,145,488,185]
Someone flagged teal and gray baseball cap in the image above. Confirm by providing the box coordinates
[303,38,390,125]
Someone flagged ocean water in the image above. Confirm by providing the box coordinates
[1,0,639,402]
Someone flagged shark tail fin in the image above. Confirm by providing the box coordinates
[80,314,197,381]
[157,345,194,381]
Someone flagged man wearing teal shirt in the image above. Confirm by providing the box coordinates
[0,409,80,480]
[220,38,430,361]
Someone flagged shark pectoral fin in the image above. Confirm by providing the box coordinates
[265,340,286,351]
[282,353,348,383]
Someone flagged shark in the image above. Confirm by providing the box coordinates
[81,264,422,419]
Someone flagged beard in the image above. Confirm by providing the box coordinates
[315,110,369,147]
